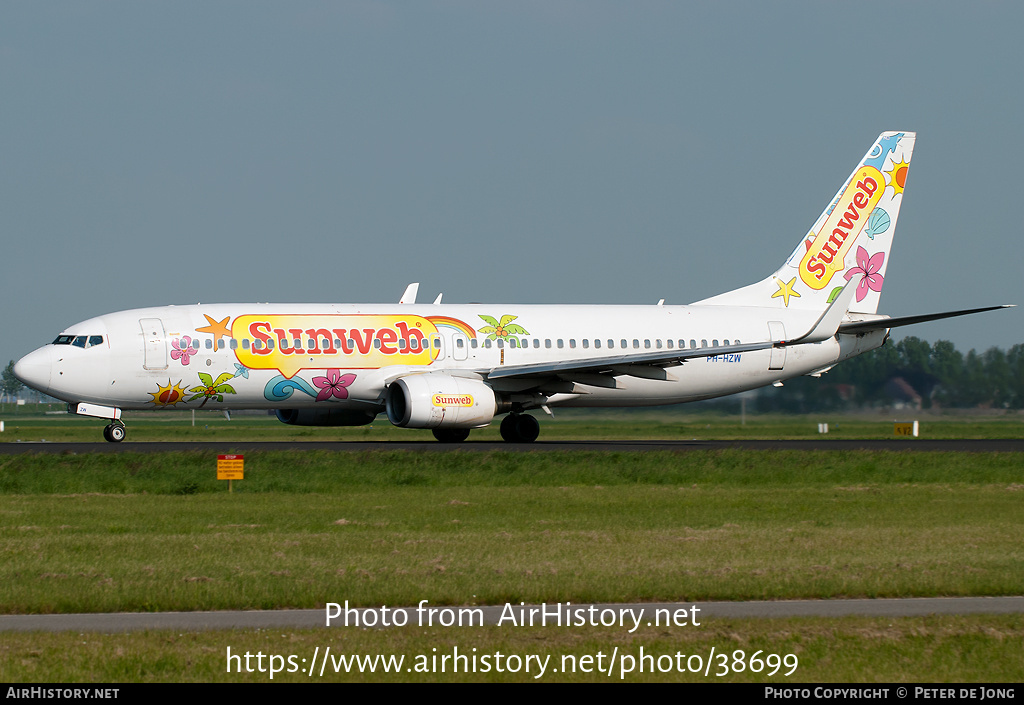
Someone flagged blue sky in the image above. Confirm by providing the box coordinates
[2,2,1021,369]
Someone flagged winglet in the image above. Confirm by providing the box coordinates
[399,283,419,305]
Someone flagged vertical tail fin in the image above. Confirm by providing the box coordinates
[694,131,915,315]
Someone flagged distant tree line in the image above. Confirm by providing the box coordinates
[756,337,1024,412]
[1,361,23,403]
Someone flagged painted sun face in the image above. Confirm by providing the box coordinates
[150,380,188,406]
[887,158,910,196]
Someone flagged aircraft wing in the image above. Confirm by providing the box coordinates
[484,282,857,385]
[838,305,1014,334]
[484,340,776,383]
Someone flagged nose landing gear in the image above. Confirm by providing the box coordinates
[102,420,126,443]
[499,413,540,443]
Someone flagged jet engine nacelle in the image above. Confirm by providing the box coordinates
[386,374,497,429]
[275,408,377,426]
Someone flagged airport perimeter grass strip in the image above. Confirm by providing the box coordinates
[2,409,1023,443]
[1,616,1022,682]
[1,448,1023,494]
[2,482,1021,613]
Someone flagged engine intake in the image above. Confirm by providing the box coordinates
[386,374,497,429]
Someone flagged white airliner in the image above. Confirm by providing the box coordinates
[13,131,1011,442]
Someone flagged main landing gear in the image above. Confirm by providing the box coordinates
[428,413,541,443]
[500,412,540,443]
[102,420,126,443]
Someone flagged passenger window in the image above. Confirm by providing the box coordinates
[373,338,382,349]
[545,339,552,349]
[456,338,464,348]
[267,339,275,350]
[471,339,478,349]
[644,339,651,349]
[608,339,614,348]
[690,339,697,349]
[594,339,601,349]
[680,340,686,349]
[557,339,564,349]
[666,340,673,349]
[205,339,212,350]
[251,340,260,350]
[621,339,627,349]
[724,339,730,346]
[633,339,640,349]
[218,339,226,350]
[533,339,540,349]
[713,339,719,347]
[484,340,492,349]
[569,339,576,349]
[399,339,407,350]
[433,338,441,349]
[656,339,662,349]
[701,339,708,348]
[497,339,504,349]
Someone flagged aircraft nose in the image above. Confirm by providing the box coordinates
[13,347,53,393]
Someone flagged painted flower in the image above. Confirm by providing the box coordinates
[170,336,195,365]
[187,372,236,406]
[312,369,356,401]
[233,363,249,379]
[844,246,885,302]
[478,314,529,341]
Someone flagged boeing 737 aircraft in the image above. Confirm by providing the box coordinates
[13,131,1012,442]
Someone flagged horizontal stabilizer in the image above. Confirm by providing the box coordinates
[838,305,1015,334]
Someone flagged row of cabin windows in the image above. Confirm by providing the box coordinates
[202,337,445,351]
[52,333,738,354]
[186,336,740,352]
[470,338,738,350]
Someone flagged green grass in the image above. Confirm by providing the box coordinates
[2,406,1023,442]
[2,616,1022,682]
[2,439,1022,683]
[1,451,1022,613]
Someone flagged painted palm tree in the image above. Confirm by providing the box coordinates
[187,372,237,406]
[478,314,529,341]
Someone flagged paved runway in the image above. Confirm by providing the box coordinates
[2,597,1022,632]
[2,439,1023,454]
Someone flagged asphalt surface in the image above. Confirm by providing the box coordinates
[3,597,1023,633]
[2,439,1023,454]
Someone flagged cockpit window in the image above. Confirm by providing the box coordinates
[52,334,104,348]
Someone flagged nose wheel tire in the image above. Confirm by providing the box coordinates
[499,413,540,443]
[103,423,126,443]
